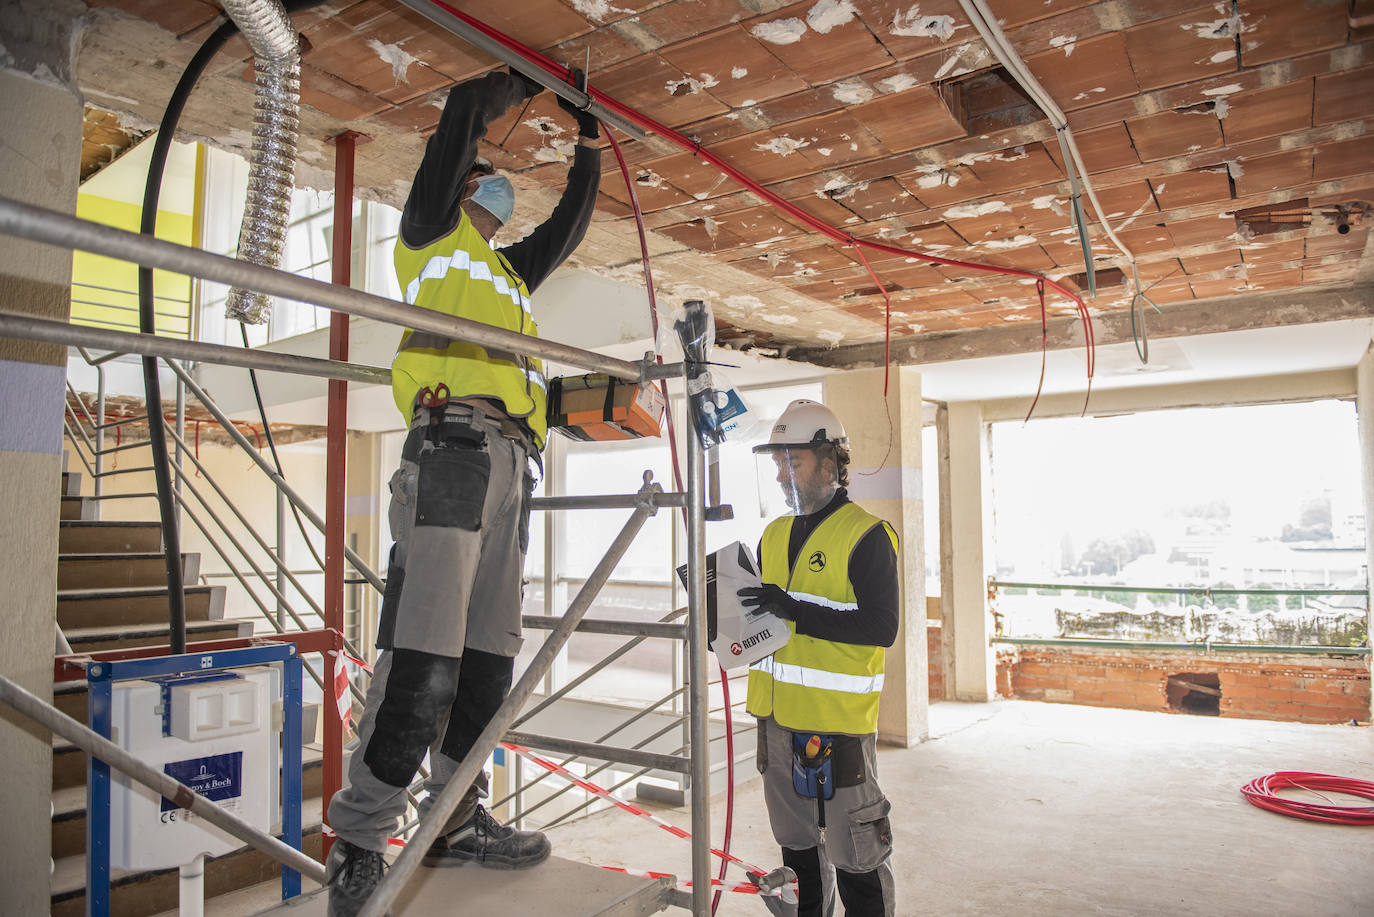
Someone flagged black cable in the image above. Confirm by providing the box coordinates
[138,18,238,653]
[136,1,329,653]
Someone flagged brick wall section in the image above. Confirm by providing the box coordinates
[927,623,944,700]
[996,645,1371,725]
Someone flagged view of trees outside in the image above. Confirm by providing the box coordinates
[990,400,1368,646]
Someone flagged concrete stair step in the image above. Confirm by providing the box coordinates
[60,520,162,554]
[150,876,323,917]
[50,742,332,860]
[60,492,160,520]
[50,799,325,917]
[58,617,254,658]
[58,552,201,590]
[249,854,674,917]
[57,584,225,630]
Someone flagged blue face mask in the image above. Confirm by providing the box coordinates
[469,174,514,225]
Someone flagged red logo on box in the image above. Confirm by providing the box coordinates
[730,642,743,655]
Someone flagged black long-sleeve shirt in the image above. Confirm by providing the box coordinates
[399,70,601,294]
[758,489,900,648]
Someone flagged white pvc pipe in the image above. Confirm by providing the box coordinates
[179,853,206,917]
[957,0,1136,267]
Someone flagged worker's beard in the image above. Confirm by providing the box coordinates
[780,468,836,516]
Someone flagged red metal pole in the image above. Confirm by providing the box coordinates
[323,129,366,855]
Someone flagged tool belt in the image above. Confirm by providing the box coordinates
[790,731,867,831]
[405,389,541,472]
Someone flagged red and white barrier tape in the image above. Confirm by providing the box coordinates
[322,824,407,849]
[500,742,791,898]
[601,866,767,895]
[325,660,793,899]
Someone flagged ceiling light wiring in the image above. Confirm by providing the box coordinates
[604,120,739,916]
[417,0,1096,414]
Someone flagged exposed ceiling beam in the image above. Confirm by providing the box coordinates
[789,283,1374,369]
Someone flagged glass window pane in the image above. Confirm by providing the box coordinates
[989,400,1366,645]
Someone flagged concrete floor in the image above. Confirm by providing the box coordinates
[183,700,1373,916]
[547,700,1374,917]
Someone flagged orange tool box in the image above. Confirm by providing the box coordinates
[547,373,665,441]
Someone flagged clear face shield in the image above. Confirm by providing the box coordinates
[754,445,838,517]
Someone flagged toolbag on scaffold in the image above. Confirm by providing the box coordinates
[547,373,666,441]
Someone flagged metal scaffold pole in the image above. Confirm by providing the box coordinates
[684,378,712,916]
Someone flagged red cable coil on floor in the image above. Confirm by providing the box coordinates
[1240,771,1374,826]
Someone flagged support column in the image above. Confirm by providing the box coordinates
[1355,344,1374,722]
[824,366,927,747]
[945,402,996,701]
[322,130,364,849]
[0,3,84,910]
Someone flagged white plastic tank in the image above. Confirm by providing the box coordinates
[108,665,280,870]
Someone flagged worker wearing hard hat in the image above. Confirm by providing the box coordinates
[740,399,900,917]
[326,66,601,917]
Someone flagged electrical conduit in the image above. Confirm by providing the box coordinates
[222,0,301,325]
[417,0,1096,407]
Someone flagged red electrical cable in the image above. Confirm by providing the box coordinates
[603,127,684,496]
[1241,772,1374,826]
[848,241,893,398]
[604,121,738,913]
[424,0,1096,410]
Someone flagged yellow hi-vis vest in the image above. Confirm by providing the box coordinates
[746,502,897,735]
[391,211,548,446]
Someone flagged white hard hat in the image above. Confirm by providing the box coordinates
[752,399,848,453]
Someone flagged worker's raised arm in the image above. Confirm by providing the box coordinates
[400,69,541,249]
[499,140,600,292]
[500,68,602,292]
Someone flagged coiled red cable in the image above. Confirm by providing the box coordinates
[1241,772,1374,826]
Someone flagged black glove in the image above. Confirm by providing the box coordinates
[556,67,599,139]
[738,584,803,621]
[510,66,544,100]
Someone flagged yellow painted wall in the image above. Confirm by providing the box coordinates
[71,194,193,337]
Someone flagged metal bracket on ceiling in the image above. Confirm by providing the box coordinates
[394,0,647,142]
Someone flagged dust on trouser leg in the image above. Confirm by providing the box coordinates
[432,649,514,830]
[363,647,461,787]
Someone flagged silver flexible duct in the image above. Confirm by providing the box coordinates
[222,0,300,325]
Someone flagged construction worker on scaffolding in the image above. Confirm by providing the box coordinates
[325,65,601,917]
[739,399,900,917]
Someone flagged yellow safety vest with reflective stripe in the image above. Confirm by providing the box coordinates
[746,502,897,735]
[392,211,548,446]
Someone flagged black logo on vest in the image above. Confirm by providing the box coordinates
[808,550,826,572]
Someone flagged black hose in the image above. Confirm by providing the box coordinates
[138,18,239,654]
[136,1,328,654]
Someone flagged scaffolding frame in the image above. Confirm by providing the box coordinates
[0,194,718,914]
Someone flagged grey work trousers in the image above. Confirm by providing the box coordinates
[757,716,896,917]
[328,407,536,853]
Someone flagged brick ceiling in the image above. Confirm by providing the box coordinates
[76,0,1374,361]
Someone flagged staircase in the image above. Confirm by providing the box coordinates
[50,462,329,917]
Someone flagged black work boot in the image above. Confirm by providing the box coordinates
[421,804,551,869]
[326,838,387,917]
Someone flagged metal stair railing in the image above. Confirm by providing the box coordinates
[63,347,436,827]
